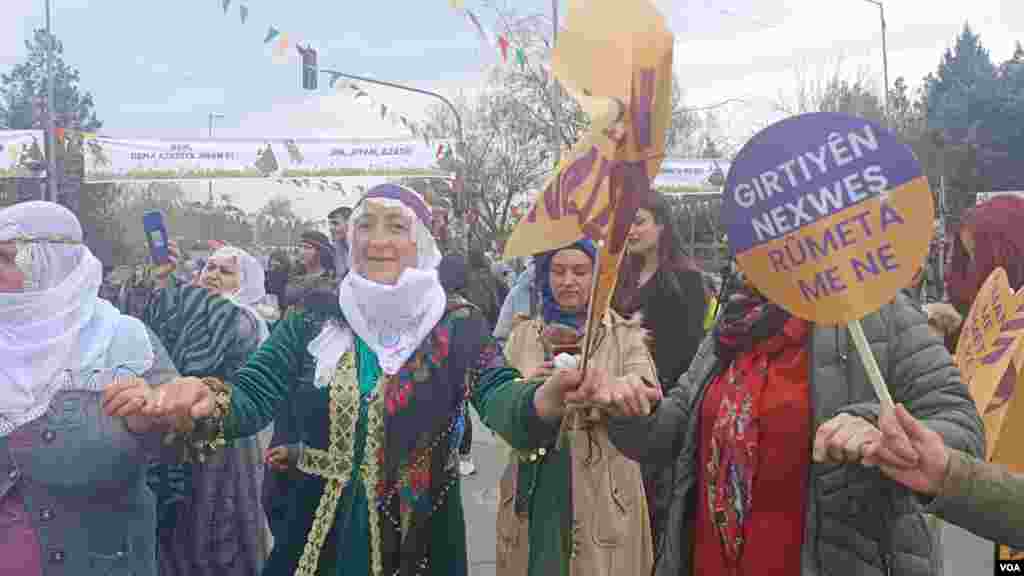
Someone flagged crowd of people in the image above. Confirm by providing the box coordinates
[0,186,1022,576]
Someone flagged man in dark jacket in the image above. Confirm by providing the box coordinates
[328,205,351,279]
[282,230,336,309]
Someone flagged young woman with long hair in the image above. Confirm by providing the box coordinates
[614,192,708,392]
[613,191,709,555]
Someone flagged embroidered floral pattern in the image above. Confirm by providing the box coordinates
[296,298,496,576]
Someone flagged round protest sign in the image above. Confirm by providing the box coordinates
[723,112,934,325]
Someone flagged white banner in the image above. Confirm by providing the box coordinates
[654,158,729,192]
[83,137,453,182]
[0,130,47,178]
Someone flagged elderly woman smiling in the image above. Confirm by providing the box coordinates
[108,184,507,576]
[144,244,275,576]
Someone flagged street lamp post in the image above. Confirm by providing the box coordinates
[44,0,58,202]
[206,113,224,241]
[207,112,224,203]
[862,0,890,126]
[318,68,468,252]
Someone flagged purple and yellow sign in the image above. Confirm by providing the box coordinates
[723,113,934,325]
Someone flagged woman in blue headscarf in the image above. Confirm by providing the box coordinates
[473,240,658,576]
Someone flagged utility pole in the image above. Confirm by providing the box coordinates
[44,0,58,202]
[207,112,223,205]
[316,67,468,252]
[862,0,890,127]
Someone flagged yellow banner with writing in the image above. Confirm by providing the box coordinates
[954,269,1024,458]
[503,0,673,324]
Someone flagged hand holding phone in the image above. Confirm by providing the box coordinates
[143,211,170,266]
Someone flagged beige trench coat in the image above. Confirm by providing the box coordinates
[497,310,656,576]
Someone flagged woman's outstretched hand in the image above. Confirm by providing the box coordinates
[862,404,950,496]
[568,371,662,418]
[533,368,584,423]
[265,445,298,471]
[101,376,162,433]
[105,376,216,429]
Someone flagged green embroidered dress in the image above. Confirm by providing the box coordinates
[218,301,505,576]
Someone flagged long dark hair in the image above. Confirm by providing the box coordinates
[614,191,700,312]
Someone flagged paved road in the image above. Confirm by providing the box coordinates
[462,405,501,576]
[460,405,998,575]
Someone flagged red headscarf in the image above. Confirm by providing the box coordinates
[946,195,1024,312]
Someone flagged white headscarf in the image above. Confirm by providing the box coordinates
[0,202,154,437]
[207,246,272,342]
[308,184,446,380]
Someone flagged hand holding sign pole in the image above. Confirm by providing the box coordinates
[723,113,936,412]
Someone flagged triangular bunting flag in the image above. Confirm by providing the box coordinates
[399,116,409,128]
[515,47,526,69]
[273,33,292,64]
[240,4,248,24]
[465,10,491,47]
[449,0,465,9]
[380,104,388,119]
[264,27,280,43]
[222,0,231,14]
[498,35,510,62]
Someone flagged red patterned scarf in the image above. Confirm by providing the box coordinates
[707,284,807,564]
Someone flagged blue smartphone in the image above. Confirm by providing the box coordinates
[143,211,170,265]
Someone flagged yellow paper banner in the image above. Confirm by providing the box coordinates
[955,269,1020,419]
[987,287,1024,466]
[504,0,672,256]
[503,0,673,326]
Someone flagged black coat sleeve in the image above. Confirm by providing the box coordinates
[653,269,708,388]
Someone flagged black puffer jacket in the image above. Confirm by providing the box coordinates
[608,293,984,576]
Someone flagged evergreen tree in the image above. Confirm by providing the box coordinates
[0,29,102,131]
[924,23,999,142]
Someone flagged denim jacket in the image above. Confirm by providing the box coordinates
[0,326,178,576]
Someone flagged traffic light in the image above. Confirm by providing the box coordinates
[300,45,318,91]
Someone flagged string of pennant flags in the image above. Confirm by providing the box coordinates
[213,0,458,155]
[451,3,531,70]
[208,0,533,161]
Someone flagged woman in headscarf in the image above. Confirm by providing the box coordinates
[109,183,507,576]
[0,201,179,576]
[601,272,983,576]
[482,239,656,576]
[143,244,275,576]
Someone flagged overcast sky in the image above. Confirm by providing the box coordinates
[4,1,1021,144]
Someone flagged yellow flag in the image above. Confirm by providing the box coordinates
[956,269,1021,422]
[986,287,1024,462]
[504,0,674,324]
[449,0,465,9]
